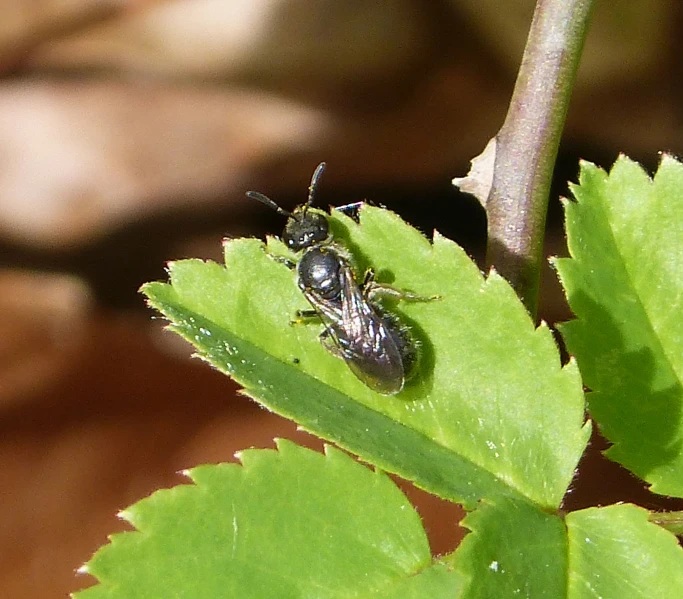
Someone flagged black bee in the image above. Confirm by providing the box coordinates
[295,245,420,394]
[247,163,422,395]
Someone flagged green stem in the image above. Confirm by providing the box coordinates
[649,511,683,536]
[486,0,594,317]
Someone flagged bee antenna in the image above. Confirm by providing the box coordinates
[246,191,292,217]
[306,162,326,208]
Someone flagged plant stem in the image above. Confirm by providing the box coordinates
[649,511,683,536]
[486,0,594,317]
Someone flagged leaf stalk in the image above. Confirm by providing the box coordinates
[485,0,595,316]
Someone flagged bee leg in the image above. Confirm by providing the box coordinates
[272,255,296,270]
[319,329,354,360]
[361,269,376,287]
[363,270,439,303]
[290,309,321,326]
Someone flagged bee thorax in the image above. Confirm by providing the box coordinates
[297,247,343,300]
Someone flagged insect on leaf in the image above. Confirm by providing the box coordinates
[143,204,589,509]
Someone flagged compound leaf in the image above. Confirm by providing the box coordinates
[75,440,463,599]
[554,155,683,496]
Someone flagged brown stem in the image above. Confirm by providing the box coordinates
[485,0,594,317]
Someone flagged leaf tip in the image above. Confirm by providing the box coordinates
[577,159,607,187]
[322,443,344,460]
[659,151,679,166]
[76,563,89,575]
[117,509,132,523]
[274,437,297,454]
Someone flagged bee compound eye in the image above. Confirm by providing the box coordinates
[309,213,329,238]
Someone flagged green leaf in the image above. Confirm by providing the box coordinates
[566,504,683,598]
[74,440,464,599]
[142,206,590,508]
[449,497,567,598]
[554,155,683,496]
[143,284,522,509]
[447,499,683,599]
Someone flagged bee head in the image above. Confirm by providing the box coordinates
[282,208,330,250]
[246,162,329,252]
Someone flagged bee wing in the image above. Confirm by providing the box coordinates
[338,267,382,346]
[299,260,406,394]
[337,267,405,394]
[301,264,374,346]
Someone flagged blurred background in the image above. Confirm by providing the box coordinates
[1,1,683,596]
